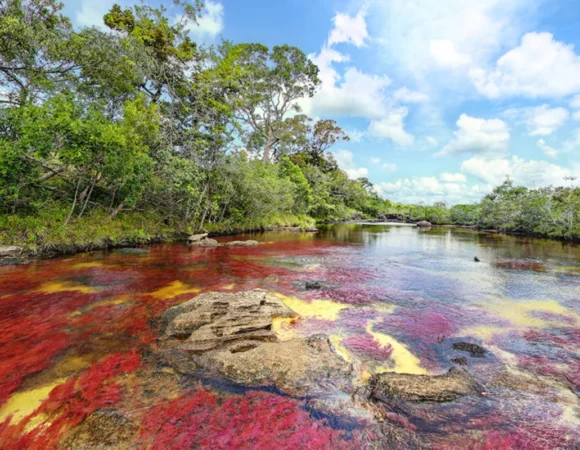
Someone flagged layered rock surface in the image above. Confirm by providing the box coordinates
[370,368,480,403]
[159,289,352,395]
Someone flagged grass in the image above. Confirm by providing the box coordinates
[0,206,317,254]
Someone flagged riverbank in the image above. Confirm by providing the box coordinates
[0,210,318,264]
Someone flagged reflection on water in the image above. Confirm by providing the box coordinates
[0,224,579,448]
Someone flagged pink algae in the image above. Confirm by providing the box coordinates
[138,387,359,450]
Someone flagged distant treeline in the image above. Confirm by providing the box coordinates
[0,1,390,246]
[391,179,580,240]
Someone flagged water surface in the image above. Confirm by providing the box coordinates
[1,224,579,449]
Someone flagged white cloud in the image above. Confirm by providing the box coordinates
[440,172,466,183]
[470,32,580,99]
[426,136,438,146]
[334,150,369,179]
[304,8,414,147]
[369,0,536,79]
[437,114,510,157]
[328,9,369,48]
[75,0,118,29]
[537,139,558,158]
[182,1,224,39]
[374,176,486,204]
[382,162,398,171]
[504,104,569,136]
[461,155,572,187]
[573,111,580,122]
[307,61,392,119]
[370,157,381,164]
[570,95,580,109]
[393,87,429,103]
[346,129,366,143]
[430,40,471,68]
[368,108,414,146]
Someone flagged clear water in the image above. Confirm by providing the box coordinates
[1,224,579,449]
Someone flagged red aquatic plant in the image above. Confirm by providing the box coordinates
[138,387,358,450]
[343,334,393,361]
[0,352,140,450]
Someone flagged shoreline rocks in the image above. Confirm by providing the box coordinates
[416,221,432,228]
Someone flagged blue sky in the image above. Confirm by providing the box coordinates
[66,0,580,204]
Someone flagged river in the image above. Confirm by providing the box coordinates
[0,224,579,449]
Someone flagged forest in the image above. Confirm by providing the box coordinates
[0,0,391,247]
[1,0,579,249]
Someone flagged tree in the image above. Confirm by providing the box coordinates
[221,42,320,162]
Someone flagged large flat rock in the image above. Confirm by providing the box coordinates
[162,289,297,351]
[370,368,480,403]
[195,334,353,396]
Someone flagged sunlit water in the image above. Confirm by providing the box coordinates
[1,224,579,449]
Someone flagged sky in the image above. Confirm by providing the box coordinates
[65,0,580,204]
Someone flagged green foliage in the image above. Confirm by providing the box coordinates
[0,0,425,248]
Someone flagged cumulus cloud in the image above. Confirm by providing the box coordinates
[75,0,118,29]
[430,40,471,68]
[570,95,580,109]
[470,32,580,98]
[307,57,392,119]
[426,136,438,146]
[328,9,369,47]
[437,114,510,157]
[368,109,414,146]
[303,7,415,147]
[461,155,573,187]
[333,150,369,179]
[182,1,224,40]
[536,139,558,158]
[370,157,381,164]
[369,0,536,79]
[382,162,398,171]
[440,172,467,183]
[393,87,429,103]
[374,174,487,204]
[504,104,569,136]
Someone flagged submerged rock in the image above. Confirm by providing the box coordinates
[59,409,137,450]
[452,342,487,357]
[305,280,324,290]
[162,289,296,350]
[116,247,149,254]
[188,238,221,247]
[188,233,209,242]
[451,357,468,366]
[195,334,353,396]
[224,240,260,247]
[370,368,480,403]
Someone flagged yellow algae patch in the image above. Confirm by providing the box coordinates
[487,299,577,329]
[72,261,105,269]
[221,283,235,290]
[0,379,67,425]
[367,321,427,375]
[461,299,579,340]
[329,335,353,363]
[149,280,201,300]
[37,281,98,295]
[460,325,507,340]
[274,293,348,320]
[273,317,297,341]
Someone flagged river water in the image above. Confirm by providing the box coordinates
[0,224,579,449]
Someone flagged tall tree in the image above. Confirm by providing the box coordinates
[220,42,320,163]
